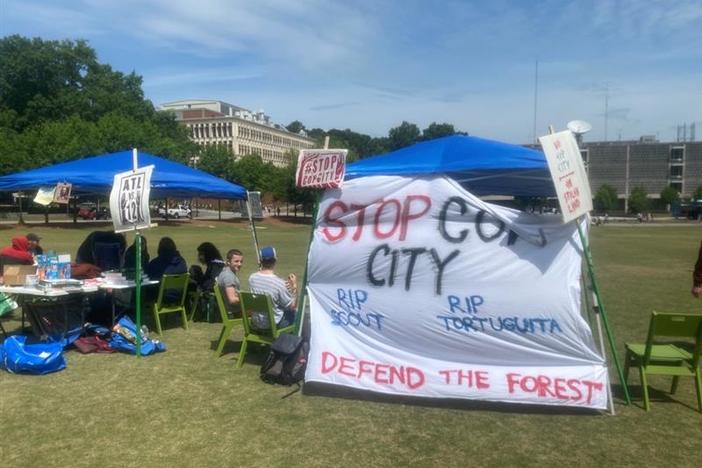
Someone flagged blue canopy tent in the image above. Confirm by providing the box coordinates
[345,135,556,197]
[0,150,247,199]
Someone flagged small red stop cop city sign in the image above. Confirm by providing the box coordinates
[295,149,348,189]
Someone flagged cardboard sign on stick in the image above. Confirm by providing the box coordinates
[296,149,348,189]
[539,131,593,223]
[109,165,154,233]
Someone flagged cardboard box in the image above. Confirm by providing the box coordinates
[3,265,37,286]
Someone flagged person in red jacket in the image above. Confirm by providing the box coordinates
[1,236,34,264]
[0,236,34,277]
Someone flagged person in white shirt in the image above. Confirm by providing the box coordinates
[248,246,297,329]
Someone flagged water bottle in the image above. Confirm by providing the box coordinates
[112,324,136,343]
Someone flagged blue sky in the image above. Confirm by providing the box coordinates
[2,0,701,143]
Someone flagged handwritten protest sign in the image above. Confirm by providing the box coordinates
[305,175,608,409]
[539,131,593,223]
[295,149,347,189]
[109,166,154,233]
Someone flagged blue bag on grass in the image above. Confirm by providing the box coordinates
[0,335,66,375]
[109,316,166,356]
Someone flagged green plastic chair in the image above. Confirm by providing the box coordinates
[152,273,190,335]
[624,311,702,412]
[236,291,295,368]
[0,292,19,338]
[213,285,242,357]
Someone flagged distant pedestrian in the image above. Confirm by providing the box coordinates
[692,241,702,298]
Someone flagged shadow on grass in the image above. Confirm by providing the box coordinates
[302,382,604,415]
[0,221,115,229]
[270,216,313,225]
[622,383,702,412]
[208,337,269,366]
[197,218,252,225]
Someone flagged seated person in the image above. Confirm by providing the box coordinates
[215,249,243,318]
[0,236,34,276]
[26,233,44,256]
[75,231,126,271]
[248,246,297,329]
[146,237,188,304]
[123,236,150,271]
[146,237,187,280]
[189,242,225,293]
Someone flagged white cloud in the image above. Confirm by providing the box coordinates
[4,0,701,144]
[143,67,263,87]
[3,0,103,37]
[109,0,379,71]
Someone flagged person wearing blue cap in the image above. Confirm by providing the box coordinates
[248,246,297,329]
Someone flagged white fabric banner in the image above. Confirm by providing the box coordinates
[305,175,608,409]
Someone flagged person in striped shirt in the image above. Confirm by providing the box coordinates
[248,246,297,329]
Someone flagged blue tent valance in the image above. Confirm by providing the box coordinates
[0,150,247,199]
[345,135,556,197]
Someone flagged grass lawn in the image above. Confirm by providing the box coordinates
[1,220,701,467]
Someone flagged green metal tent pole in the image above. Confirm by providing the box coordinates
[135,231,142,357]
[293,193,320,336]
[576,222,631,404]
[131,148,143,358]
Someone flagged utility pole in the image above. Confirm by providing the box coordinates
[604,83,609,142]
[532,60,539,144]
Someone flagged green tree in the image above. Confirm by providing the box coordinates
[628,186,649,213]
[197,144,235,180]
[284,157,315,213]
[286,120,306,134]
[0,36,151,130]
[306,127,326,142]
[0,35,193,174]
[388,121,420,150]
[659,185,680,210]
[594,184,618,212]
[229,154,269,192]
[693,185,702,201]
[421,122,456,141]
[268,159,293,202]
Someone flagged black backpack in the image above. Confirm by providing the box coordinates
[260,333,309,386]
